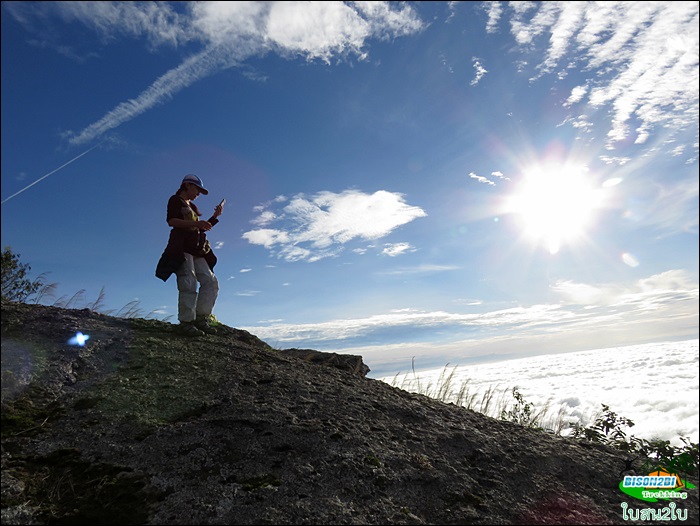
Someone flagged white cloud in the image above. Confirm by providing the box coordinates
[468,170,509,188]
[552,270,699,312]
[241,228,290,249]
[468,172,496,186]
[453,298,483,306]
[4,1,191,48]
[235,290,261,297]
[639,178,699,235]
[265,1,371,62]
[354,1,425,38]
[470,57,488,86]
[380,264,461,276]
[599,155,632,166]
[241,304,576,346]
[251,210,278,226]
[565,85,588,106]
[243,189,426,262]
[191,2,270,47]
[637,269,697,291]
[484,1,504,34]
[381,243,415,257]
[502,1,699,148]
[242,309,479,343]
[550,280,605,305]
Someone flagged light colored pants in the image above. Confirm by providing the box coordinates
[176,253,219,322]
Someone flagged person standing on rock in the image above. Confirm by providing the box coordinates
[156,174,224,336]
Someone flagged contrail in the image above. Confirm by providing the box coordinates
[67,46,232,146]
[1,142,102,205]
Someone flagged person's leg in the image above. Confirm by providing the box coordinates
[175,253,198,323]
[193,257,219,320]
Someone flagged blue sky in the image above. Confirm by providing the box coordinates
[2,1,698,378]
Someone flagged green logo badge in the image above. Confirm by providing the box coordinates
[620,470,695,502]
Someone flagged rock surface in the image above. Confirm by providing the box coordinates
[1,301,697,525]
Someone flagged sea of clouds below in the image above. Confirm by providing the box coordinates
[379,340,699,447]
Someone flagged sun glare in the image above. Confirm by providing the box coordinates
[506,164,602,254]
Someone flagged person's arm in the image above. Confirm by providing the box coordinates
[166,195,212,230]
[206,201,224,226]
[168,217,212,230]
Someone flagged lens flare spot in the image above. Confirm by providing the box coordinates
[622,253,640,267]
[68,332,90,346]
[603,177,623,188]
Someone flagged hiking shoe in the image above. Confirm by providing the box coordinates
[194,317,217,335]
[178,321,205,337]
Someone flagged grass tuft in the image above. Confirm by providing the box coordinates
[387,361,699,480]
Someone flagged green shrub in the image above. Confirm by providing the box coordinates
[1,246,55,303]
[571,403,699,479]
[570,403,635,446]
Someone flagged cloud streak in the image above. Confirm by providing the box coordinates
[468,171,510,187]
[65,46,235,145]
[241,270,698,352]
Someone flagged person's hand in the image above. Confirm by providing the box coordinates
[213,203,224,218]
[197,220,212,231]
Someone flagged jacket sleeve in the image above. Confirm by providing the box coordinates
[155,251,184,282]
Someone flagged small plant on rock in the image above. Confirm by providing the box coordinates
[499,387,540,428]
[571,404,635,446]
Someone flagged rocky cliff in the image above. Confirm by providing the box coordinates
[2,301,697,525]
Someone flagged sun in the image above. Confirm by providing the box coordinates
[505,163,603,254]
